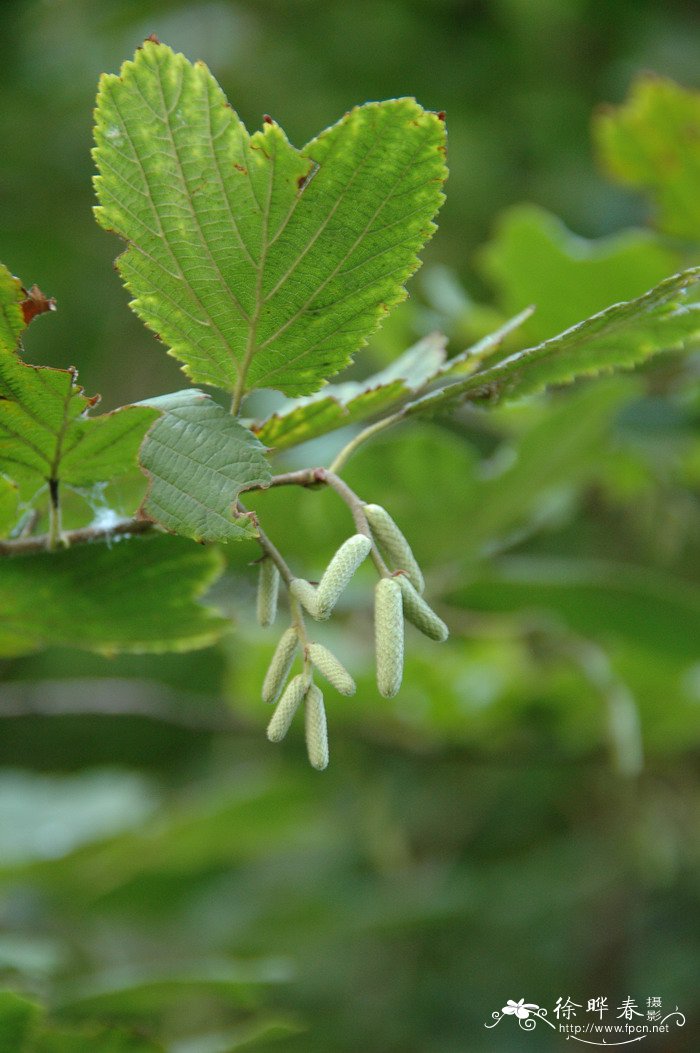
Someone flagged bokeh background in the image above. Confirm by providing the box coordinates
[1,1,700,1050]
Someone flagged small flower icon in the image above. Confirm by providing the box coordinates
[502,998,539,1019]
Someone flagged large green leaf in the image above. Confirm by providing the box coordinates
[0,534,227,657]
[595,75,700,241]
[252,332,447,450]
[138,390,270,542]
[405,267,700,414]
[93,40,447,402]
[0,353,158,502]
[478,204,680,343]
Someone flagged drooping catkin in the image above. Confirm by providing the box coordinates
[307,642,356,696]
[315,534,372,619]
[267,673,308,742]
[364,503,425,594]
[289,578,320,618]
[397,576,449,642]
[374,577,404,698]
[304,683,329,770]
[256,558,280,627]
[262,626,298,704]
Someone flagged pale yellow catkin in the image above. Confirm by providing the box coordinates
[307,642,356,696]
[315,534,372,619]
[262,626,298,704]
[364,504,425,594]
[374,577,404,698]
[289,578,320,618]
[256,558,280,627]
[397,576,449,642]
[304,683,329,770]
[267,673,308,742]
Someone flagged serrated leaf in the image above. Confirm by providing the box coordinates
[138,390,270,542]
[595,75,700,241]
[253,332,447,450]
[478,204,680,343]
[0,352,159,501]
[405,267,700,415]
[0,990,41,1053]
[0,534,228,657]
[0,265,25,352]
[93,40,446,402]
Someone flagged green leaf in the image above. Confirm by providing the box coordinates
[405,267,700,414]
[0,265,25,353]
[452,556,700,661]
[0,534,227,657]
[253,332,447,450]
[0,353,159,501]
[0,477,19,537]
[93,40,446,401]
[34,1028,164,1053]
[137,390,270,542]
[594,75,700,241]
[478,204,680,343]
[0,990,41,1053]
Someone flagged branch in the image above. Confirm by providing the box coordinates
[0,517,154,557]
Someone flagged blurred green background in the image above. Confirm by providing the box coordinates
[1,1,700,1050]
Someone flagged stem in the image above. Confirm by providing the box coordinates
[0,517,154,557]
[328,412,403,473]
[47,479,62,551]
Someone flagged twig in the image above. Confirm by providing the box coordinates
[0,517,154,557]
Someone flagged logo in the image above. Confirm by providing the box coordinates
[485,996,686,1046]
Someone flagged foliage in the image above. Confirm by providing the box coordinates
[1,23,700,1053]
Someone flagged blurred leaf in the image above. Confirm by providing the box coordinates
[405,267,700,413]
[0,990,40,1052]
[0,351,158,501]
[478,204,680,343]
[595,75,700,241]
[93,40,446,399]
[0,535,227,657]
[137,391,269,543]
[252,333,447,451]
[34,1026,164,1053]
[453,555,700,660]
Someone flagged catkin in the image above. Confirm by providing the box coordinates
[374,577,404,698]
[267,673,308,742]
[304,683,329,770]
[256,558,280,627]
[307,642,356,696]
[397,576,449,642]
[289,578,320,618]
[364,504,425,594]
[315,534,372,619]
[262,626,298,703]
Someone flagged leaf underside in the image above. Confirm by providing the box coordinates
[0,534,228,657]
[93,40,447,400]
[138,390,271,542]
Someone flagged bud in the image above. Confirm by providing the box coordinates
[374,577,404,698]
[316,534,372,619]
[364,503,424,594]
[289,578,320,618]
[397,576,449,642]
[305,683,329,770]
[267,673,308,742]
[307,642,356,696]
[256,558,280,627]
[262,626,298,704]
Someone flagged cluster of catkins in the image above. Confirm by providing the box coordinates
[256,504,448,770]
